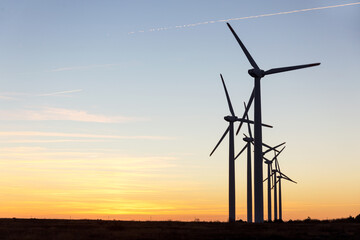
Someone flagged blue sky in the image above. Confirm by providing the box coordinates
[0,0,359,220]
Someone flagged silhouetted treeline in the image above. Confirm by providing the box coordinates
[286,214,360,223]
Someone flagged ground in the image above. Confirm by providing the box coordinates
[0,218,359,240]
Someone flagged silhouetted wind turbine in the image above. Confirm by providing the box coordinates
[273,158,297,221]
[263,145,286,221]
[226,22,320,222]
[210,74,272,222]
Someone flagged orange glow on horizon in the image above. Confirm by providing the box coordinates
[0,140,358,222]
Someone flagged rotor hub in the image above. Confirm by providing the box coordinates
[243,137,253,142]
[248,68,265,78]
[224,116,237,122]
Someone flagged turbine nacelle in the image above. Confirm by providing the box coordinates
[224,115,238,122]
[243,137,253,142]
[264,160,272,164]
[248,69,265,78]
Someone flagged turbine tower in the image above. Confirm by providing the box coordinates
[234,102,254,223]
[210,74,271,222]
[226,22,320,222]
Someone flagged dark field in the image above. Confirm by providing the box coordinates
[1,218,359,240]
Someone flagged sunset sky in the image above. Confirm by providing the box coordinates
[0,0,359,221]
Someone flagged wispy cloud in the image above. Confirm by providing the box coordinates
[129,2,360,34]
[0,131,173,140]
[0,107,139,123]
[0,139,107,143]
[50,63,123,72]
[0,95,17,100]
[0,92,30,101]
[36,89,83,97]
[0,89,82,100]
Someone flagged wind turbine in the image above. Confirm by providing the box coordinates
[226,22,320,222]
[210,74,272,222]
[263,144,286,221]
[240,136,285,222]
[273,158,297,221]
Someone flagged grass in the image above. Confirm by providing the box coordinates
[0,217,359,240]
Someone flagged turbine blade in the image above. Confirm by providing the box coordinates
[264,63,320,75]
[287,178,297,184]
[271,146,286,162]
[263,148,272,155]
[234,144,247,160]
[220,74,235,117]
[284,177,297,184]
[263,142,286,155]
[274,142,286,150]
[280,172,297,184]
[262,123,273,128]
[210,126,230,156]
[235,117,254,124]
[236,117,272,128]
[236,89,254,135]
[262,142,273,149]
[275,158,281,173]
[226,23,259,70]
[244,102,253,140]
[263,171,275,182]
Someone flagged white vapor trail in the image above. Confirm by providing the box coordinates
[0,89,82,100]
[37,89,83,97]
[50,63,123,72]
[129,2,360,34]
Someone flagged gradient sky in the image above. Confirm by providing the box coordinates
[0,0,359,221]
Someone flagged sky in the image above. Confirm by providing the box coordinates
[0,0,359,221]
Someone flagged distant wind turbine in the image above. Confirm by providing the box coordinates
[210,74,272,222]
[235,100,281,223]
[226,22,320,222]
[273,157,297,221]
[263,145,286,221]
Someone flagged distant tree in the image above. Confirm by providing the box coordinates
[355,214,360,222]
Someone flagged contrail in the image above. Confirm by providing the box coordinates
[129,2,360,34]
[37,89,83,96]
[50,63,123,72]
